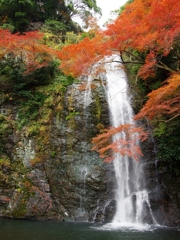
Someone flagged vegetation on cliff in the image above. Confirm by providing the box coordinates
[0,0,108,219]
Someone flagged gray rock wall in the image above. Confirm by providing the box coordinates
[0,81,115,221]
[141,129,180,227]
[1,80,180,226]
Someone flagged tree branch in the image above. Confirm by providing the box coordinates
[159,113,180,123]
[156,61,176,73]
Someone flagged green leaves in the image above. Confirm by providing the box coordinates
[15,12,27,17]
[158,130,180,175]
[66,111,79,121]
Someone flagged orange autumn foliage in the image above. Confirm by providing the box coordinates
[106,0,180,51]
[57,0,180,161]
[91,124,148,162]
[0,29,59,74]
[105,0,180,79]
[58,33,111,77]
[59,0,180,79]
[78,82,97,91]
[135,73,180,122]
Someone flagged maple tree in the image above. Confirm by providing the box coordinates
[105,0,180,78]
[134,73,180,123]
[0,29,59,74]
[0,29,63,97]
[91,124,147,162]
[59,0,180,78]
[58,0,180,162]
[58,32,111,77]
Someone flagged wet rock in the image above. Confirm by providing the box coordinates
[1,78,180,227]
[0,81,114,221]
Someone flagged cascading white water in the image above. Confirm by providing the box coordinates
[83,55,157,228]
[102,55,157,228]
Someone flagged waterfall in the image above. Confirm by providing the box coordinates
[101,55,157,228]
[77,166,88,220]
[82,54,157,228]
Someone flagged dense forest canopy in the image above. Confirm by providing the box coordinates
[0,0,101,32]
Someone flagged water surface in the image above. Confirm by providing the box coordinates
[0,218,180,240]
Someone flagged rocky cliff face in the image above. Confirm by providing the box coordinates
[141,130,180,227]
[1,78,180,226]
[0,80,116,221]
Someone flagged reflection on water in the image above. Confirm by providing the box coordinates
[0,218,180,240]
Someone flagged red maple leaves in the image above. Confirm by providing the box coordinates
[58,33,111,77]
[0,29,59,74]
[135,74,180,122]
[58,0,180,162]
[91,124,148,162]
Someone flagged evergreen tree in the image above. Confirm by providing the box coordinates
[0,0,101,33]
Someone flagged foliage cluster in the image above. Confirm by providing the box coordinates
[0,0,101,33]
[0,30,60,94]
[0,114,13,155]
[0,28,77,165]
[92,124,147,162]
[58,0,180,175]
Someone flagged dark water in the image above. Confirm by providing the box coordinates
[0,218,180,240]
